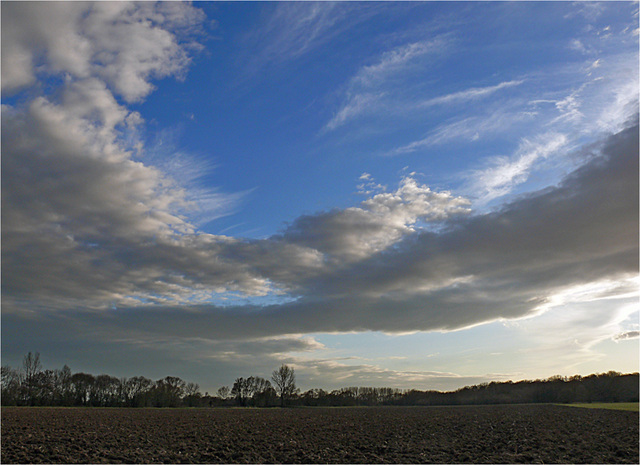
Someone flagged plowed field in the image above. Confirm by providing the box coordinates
[2,405,638,463]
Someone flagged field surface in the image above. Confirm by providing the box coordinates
[2,405,638,464]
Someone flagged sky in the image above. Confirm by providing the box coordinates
[2,1,639,394]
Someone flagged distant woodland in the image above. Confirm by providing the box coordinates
[2,352,637,408]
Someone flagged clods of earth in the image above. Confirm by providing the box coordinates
[2,404,638,463]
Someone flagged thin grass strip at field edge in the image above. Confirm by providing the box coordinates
[557,402,639,412]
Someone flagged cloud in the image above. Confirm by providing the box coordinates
[1,2,204,101]
[185,119,635,337]
[253,2,344,62]
[125,335,326,362]
[325,92,386,131]
[1,307,512,391]
[278,176,470,264]
[2,87,469,310]
[569,38,592,55]
[2,2,264,310]
[326,37,447,130]
[243,2,385,70]
[291,357,514,391]
[507,290,638,374]
[417,80,524,108]
[6,119,635,354]
[389,109,537,155]
[355,40,444,87]
[613,331,640,341]
[141,129,251,227]
[564,2,605,21]
[467,132,568,204]
[384,23,638,158]
[1,95,269,308]
[328,58,517,132]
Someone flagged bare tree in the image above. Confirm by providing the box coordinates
[252,377,272,394]
[272,364,297,407]
[152,376,186,407]
[23,351,42,405]
[216,385,230,399]
[70,372,95,406]
[126,376,153,407]
[184,382,201,407]
[1,366,23,405]
[185,382,200,397]
[57,365,73,406]
[231,377,252,406]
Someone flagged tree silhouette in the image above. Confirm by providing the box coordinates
[216,386,230,399]
[22,351,42,405]
[271,364,297,407]
[2,352,638,408]
[231,377,252,406]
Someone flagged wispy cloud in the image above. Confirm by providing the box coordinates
[355,39,444,87]
[325,92,386,131]
[252,2,345,63]
[468,132,568,204]
[244,2,384,69]
[325,37,448,131]
[418,80,524,108]
[291,357,515,391]
[388,109,537,155]
[510,280,639,373]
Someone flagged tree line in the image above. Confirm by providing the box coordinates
[2,352,637,408]
[1,353,298,408]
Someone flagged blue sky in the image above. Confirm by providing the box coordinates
[2,1,638,393]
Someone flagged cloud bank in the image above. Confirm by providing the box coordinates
[5,108,637,344]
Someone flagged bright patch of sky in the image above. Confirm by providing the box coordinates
[2,1,638,393]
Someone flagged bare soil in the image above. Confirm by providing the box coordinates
[1,404,638,463]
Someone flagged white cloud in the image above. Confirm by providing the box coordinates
[2,1,264,309]
[469,132,568,204]
[325,92,386,131]
[327,78,522,132]
[389,109,537,155]
[511,291,638,374]
[280,176,470,263]
[291,357,513,391]
[244,2,386,69]
[356,40,443,87]
[326,37,447,130]
[418,80,524,108]
[253,2,343,62]
[594,74,639,134]
[1,2,89,91]
[565,2,605,21]
[1,2,204,102]
[569,38,591,55]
